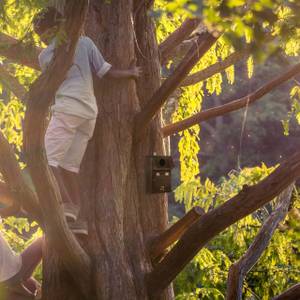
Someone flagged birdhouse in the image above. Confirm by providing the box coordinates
[146,155,174,193]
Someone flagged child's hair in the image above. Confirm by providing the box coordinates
[33,7,63,36]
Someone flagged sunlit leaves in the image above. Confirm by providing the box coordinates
[172,84,203,182]
[155,0,300,60]
[0,98,24,151]
[247,55,254,78]
[281,85,300,135]
[174,165,299,299]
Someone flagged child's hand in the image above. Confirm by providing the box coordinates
[129,66,142,79]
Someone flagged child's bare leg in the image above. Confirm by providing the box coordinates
[50,166,72,204]
[51,166,79,221]
[59,167,81,207]
[58,167,88,235]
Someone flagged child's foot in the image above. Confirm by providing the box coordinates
[63,203,79,221]
[68,220,88,236]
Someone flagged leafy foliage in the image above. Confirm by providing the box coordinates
[174,165,300,299]
[282,85,300,135]
[155,0,300,58]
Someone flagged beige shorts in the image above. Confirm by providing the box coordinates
[45,112,96,173]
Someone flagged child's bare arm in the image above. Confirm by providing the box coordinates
[105,66,142,80]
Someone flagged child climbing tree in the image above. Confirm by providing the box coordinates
[0,0,299,299]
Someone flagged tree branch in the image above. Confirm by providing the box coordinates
[159,18,201,64]
[162,62,300,137]
[0,32,41,70]
[272,283,300,300]
[180,33,274,87]
[135,32,218,141]
[23,0,91,293]
[181,49,249,87]
[0,131,41,221]
[146,151,300,298]
[226,185,293,300]
[0,64,27,101]
[149,206,204,260]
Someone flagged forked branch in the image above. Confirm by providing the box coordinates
[226,185,293,300]
[0,32,41,70]
[146,151,300,298]
[135,32,218,141]
[272,283,300,300]
[159,18,201,64]
[0,64,27,101]
[149,206,204,260]
[162,62,300,137]
[23,0,91,293]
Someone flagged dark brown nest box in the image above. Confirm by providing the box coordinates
[146,155,174,193]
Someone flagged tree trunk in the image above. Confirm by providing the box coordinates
[43,1,172,299]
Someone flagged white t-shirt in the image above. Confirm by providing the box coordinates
[39,36,112,119]
[0,231,22,282]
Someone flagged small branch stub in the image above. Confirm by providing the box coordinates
[149,206,205,260]
[159,18,201,64]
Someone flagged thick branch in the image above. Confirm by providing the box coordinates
[159,18,201,64]
[181,49,249,87]
[146,151,300,298]
[0,32,41,70]
[226,185,293,300]
[135,32,218,141]
[0,64,27,101]
[23,1,90,293]
[0,132,41,220]
[162,62,300,137]
[272,283,300,300]
[149,206,204,260]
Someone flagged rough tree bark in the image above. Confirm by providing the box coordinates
[43,1,174,299]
